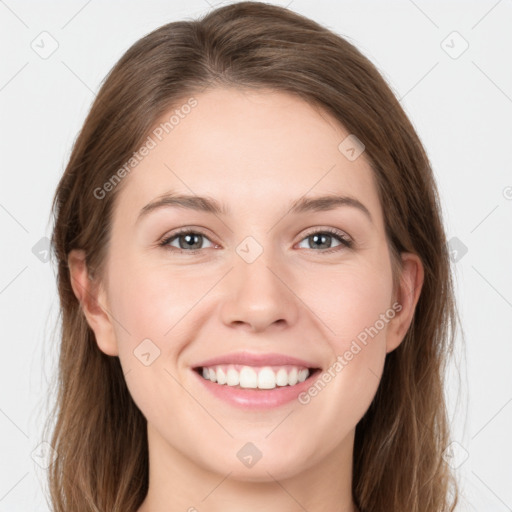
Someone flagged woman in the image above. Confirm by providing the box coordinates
[45,2,460,511]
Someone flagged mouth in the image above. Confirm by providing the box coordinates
[193,364,322,390]
[191,352,323,408]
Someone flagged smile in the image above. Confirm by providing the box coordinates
[191,351,322,408]
[198,364,312,389]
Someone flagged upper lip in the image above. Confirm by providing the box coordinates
[193,351,321,369]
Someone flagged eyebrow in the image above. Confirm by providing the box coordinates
[137,192,373,224]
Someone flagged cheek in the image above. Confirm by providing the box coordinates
[105,260,208,419]
[294,254,393,422]
[107,256,212,346]
[298,253,394,349]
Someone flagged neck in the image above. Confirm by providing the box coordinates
[137,424,359,512]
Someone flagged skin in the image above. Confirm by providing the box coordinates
[68,87,423,512]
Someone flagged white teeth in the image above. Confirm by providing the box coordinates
[258,367,277,389]
[216,366,227,385]
[276,368,288,386]
[297,369,309,382]
[199,364,311,389]
[239,367,258,388]
[226,367,240,386]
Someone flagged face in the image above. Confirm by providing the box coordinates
[70,87,422,483]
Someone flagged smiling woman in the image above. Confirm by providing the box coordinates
[46,2,460,512]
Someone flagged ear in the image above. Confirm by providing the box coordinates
[386,252,424,354]
[67,249,119,356]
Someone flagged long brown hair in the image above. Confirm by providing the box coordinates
[45,2,461,510]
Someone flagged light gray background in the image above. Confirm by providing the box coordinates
[1,0,511,510]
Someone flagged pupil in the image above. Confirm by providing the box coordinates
[181,233,201,249]
[311,233,330,249]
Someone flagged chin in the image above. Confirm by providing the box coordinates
[205,451,310,483]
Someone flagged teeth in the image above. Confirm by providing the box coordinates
[297,369,308,382]
[258,367,276,389]
[240,367,258,388]
[216,366,227,385]
[226,367,240,386]
[276,368,288,386]
[199,364,311,389]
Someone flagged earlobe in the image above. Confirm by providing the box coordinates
[67,249,119,356]
[385,252,424,354]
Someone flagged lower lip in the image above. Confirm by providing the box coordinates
[192,369,321,409]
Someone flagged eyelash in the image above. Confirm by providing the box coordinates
[158,227,354,255]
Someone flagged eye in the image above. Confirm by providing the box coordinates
[297,228,353,253]
[159,227,353,254]
[159,229,217,253]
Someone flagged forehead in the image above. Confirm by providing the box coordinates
[113,87,383,227]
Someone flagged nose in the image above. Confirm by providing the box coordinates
[219,248,300,333]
